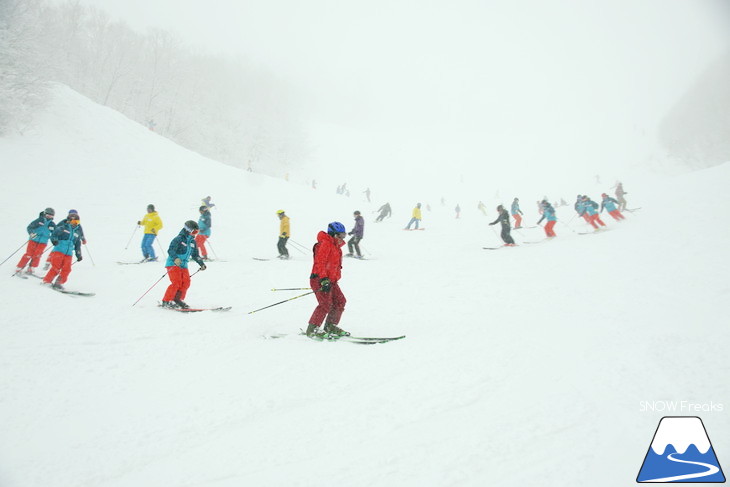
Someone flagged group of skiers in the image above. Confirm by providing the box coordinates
[10,180,629,338]
[13,208,86,290]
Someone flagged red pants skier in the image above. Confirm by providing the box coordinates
[195,234,209,259]
[17,241,47,271]
[43,252,73,286]
[544,220,557,237]
[608,209,625,221]
[587,213,606,229]
[163,266,192,302]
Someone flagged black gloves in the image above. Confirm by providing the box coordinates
[319,277,331,293]
[76,254,83,262]
[51,239,59,246]
[488,222,495,226]
[200,264,207,271]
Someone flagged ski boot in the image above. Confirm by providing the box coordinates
[305,323,320,337]
[174,299,190,309]
[324,323,350,337]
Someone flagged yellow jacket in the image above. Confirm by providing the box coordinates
[279,216,290,237]
[141,211,163,235]
[412,207,422,220]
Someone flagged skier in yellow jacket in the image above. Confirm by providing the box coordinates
[277,210,290,259]
[405,203,422,230]
[138,204,163,262]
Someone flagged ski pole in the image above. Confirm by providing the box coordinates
[132,271,169,306]
[271,287,310,291]
[206,239,219,260]
[1,240,29,267]
[83,243,96,266]
[124,225,139,250]
[247,291,313,314]
[288,239,309,255]
[156,236,165,256]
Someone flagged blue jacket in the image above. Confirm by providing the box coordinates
[600,197,619,213]
[165,229,204,268]
[537,205,557,223]
[198,212,212,237]
[28,212,56,244]
[510,201,522,215]
[580,199,599,216]
[50,220,83,258]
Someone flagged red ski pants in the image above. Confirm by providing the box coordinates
[608,209,625,221]
[308,278,346,326]
[588,214,606,229]
[195,234,208,257]
[43,252,72,285]
[512,213,522,228]
[17,241,47,269]
[163,266,191,301]
[544,220,557,237]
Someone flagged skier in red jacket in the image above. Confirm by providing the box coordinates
[306,222,350,337]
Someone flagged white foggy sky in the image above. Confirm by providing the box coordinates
[71,0,730,180]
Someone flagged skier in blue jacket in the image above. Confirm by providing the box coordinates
[196,206,212,260]
[162,220,207,309]
[15,207,56,276]
[42,210,83,289]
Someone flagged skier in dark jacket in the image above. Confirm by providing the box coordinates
[489,205,516,246]
[42,210,83,290]
[161,221,207,309]
[346,211,365,258]
[306,222,349,337]
[15,207,56,276]
[375,203,392,222]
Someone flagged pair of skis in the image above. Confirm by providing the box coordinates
[12,272,96,296]
[158,304,232,313]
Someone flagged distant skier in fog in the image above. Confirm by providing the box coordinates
[404,203,422,230]
[375,203,392,222]
[614,182,628,212]
[600,193,625,221]
[510,198,524,229]
[489,205,516,246]
[537,201,557,238]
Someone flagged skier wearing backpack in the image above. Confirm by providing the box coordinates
[600,193,625,221]
[138,204,163,262]
[489,205,516,246]
[196,206,211,260]
[42,210,84,290]
[510,198,524,229]
[579,195,606,230]
[306,222,349,337]
[537,201,557,237]
[15,207,56,276]
[161,220,207,309]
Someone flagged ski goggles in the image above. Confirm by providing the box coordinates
[69,218,80,225]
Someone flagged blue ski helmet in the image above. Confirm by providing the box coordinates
[327,221,346,235]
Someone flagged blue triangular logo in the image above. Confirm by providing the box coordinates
[637,416,725,483]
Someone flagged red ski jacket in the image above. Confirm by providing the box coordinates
[310,231,344,282]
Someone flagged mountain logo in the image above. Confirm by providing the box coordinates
[637,416,725,483]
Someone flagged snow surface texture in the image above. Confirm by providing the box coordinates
[1,85,729,486]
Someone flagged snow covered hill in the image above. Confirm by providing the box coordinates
[1,85,729,487]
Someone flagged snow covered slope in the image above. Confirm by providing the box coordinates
[1,85,729,487]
